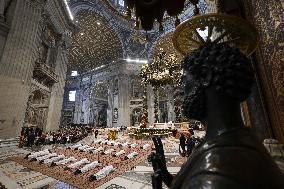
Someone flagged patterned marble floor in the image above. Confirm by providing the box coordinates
[0,137,184,189]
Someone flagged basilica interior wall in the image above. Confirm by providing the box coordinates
[0,0,43,138]
[244,0,284,142]
[0,0,74,139]
[62,59,180,128]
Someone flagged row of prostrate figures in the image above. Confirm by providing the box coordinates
[24,141,151,181]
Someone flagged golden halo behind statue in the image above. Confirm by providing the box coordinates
[172,13,259,56]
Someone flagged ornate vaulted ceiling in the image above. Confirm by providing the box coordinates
[68,10,123,72]
[67,0,207,73]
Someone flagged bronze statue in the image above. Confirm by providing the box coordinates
[149,43,284,189]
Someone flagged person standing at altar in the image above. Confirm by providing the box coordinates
[95,129,99,138]
[186,136,195,157]
[179,134,186,156]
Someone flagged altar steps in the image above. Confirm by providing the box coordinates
[0,137,19,148]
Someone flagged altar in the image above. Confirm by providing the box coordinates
[127,126,174,140]
[153,122,190,129]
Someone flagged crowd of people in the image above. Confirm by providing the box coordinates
[19,126,92,148]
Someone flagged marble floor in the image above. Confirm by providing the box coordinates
[0,137,185,189]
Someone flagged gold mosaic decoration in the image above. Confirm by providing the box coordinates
[152,32,183,63]
[173,13,259,56]
[68,10,123,72]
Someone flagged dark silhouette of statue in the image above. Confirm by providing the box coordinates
[149,43,284,189]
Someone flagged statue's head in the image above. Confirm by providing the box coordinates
[181,43,254,121]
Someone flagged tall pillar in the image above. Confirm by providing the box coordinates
[73,89,81,124]
[167,86,175,122]
[117,74,130,127]
[83,87,91,124]
[45,40,68,132]
[0,0,44,138]
[107,79,114,127]
[147,84,155,126]
[73,77,83,124]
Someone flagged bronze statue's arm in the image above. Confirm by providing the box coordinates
[149,137,174,188]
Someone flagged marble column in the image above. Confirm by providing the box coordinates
[117,75,130,127]
[83,87,91,124]
[147,84,155,126]
[167,86,175,122]
[107,79,114,127]
[73,89,81,124]
[45,41,68,132]
[0,0,44,138]
[73,77,83,124]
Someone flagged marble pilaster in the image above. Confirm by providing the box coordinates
[45,44,68,132]
[167,86,175,122]
[117,74,130,127]
[107,79,114,127]
[0,0,43,138]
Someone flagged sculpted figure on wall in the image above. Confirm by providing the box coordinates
[25,95,35,124]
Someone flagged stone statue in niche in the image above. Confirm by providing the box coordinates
[25,95,35,124]
[131,108,141,126]
[113,79,119,95]
[113,108,118,123]
[149,43,284,189]
[131,79,143,99]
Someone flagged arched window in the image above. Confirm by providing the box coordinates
[118,0,124,7]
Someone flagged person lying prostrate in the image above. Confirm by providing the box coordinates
[141,144,150,150]
[130,143,138,148]
[107,141,115,146]
[44,155,65,166]
[89,165,115,181]
[27,149,50,160]
[67,158,90,169]
[51,156,76,166]
[114,142,121,146]
[90,147,103,154]
[74,161,100,174]
[68,143,82,149]
[78,145,90,151]
[113,150,125,157]
[101,149,114,155]
[36,153,57,162]
[83,146,95,152]
[100,140,108,145]
[122,142,129,147]
[93,139,102,144]
[124,152,138,160]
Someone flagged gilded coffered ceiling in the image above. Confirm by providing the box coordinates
[68,10,123,72]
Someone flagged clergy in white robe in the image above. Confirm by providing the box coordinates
[67,158,90,169]
[74,161,100,174]
[89,165,115,181]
